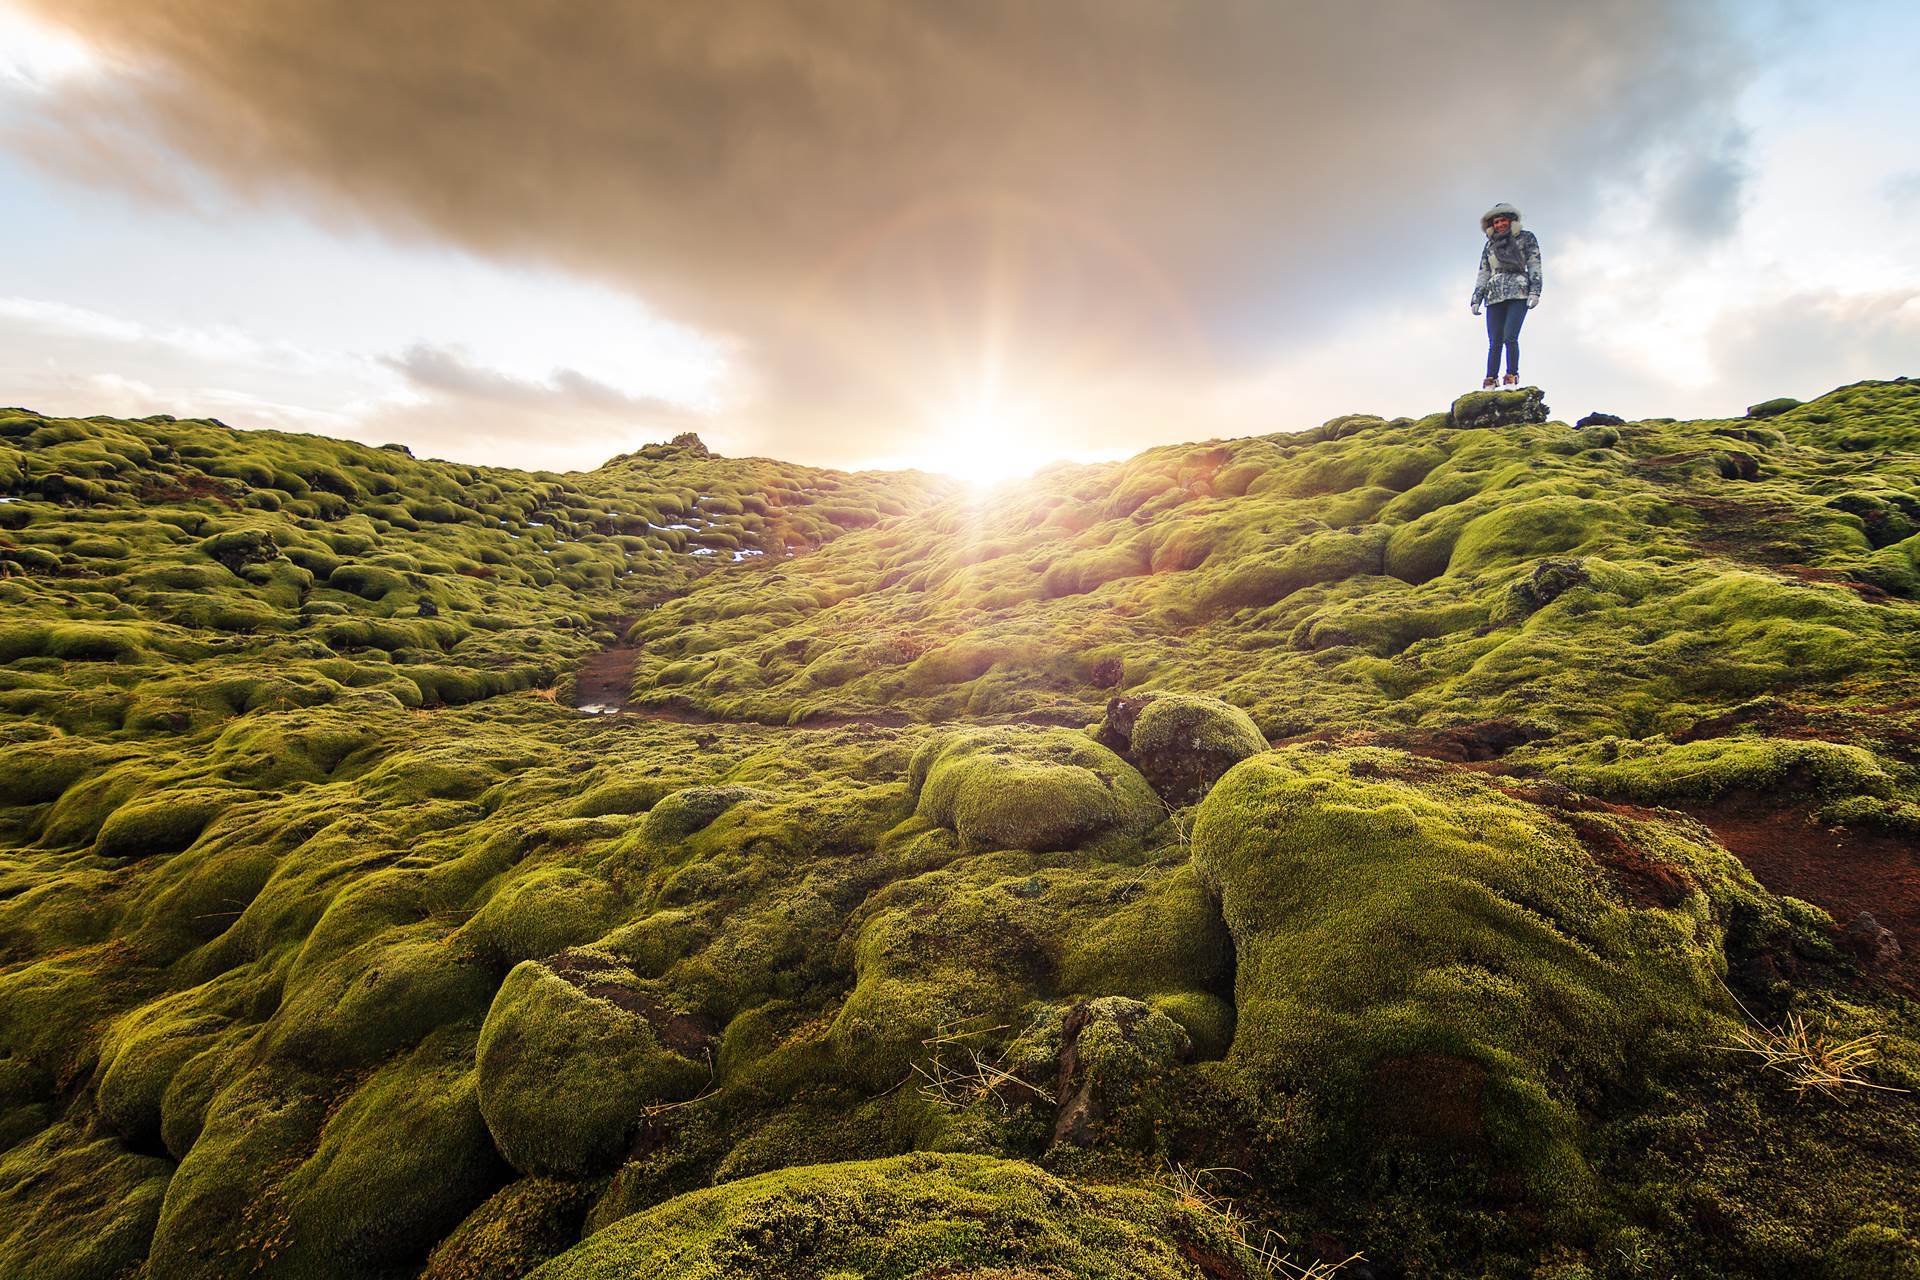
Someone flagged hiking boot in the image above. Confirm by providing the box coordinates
[1501,374,1519,387]
[1482,377,1497,390]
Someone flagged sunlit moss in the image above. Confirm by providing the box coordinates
[529,1152,1253,1279]
[2,386,1919,1278]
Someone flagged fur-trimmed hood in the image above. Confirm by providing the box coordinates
[1480,202,1522,235]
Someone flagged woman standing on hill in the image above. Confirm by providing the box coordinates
[1470,202,1543,389]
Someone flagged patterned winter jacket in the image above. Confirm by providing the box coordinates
[1470,229,1542,308]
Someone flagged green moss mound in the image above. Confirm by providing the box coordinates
[908,727,1161,852]
[528,1152,1251,1279]
[0,1123,170,1280]
[1192,747,1749,1213]
[93,788,232,860]
[476,957,710,1176]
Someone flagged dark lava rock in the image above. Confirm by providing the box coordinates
[1391,717,1550,764]
[1508,557,1590,614]
[201,528,280,573]
[1576,411,1625,428]
[1049,997,1190,1148]
[1846,911,1903,972]
[1449,387,1549,430]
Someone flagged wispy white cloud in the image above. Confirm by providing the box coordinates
[0,295,332,371]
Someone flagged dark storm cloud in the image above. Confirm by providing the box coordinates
[19,0,1772,459]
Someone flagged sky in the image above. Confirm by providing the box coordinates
[2,1,1918,479]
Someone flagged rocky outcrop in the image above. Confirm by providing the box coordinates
[1449,386,1549,429]
[1846,911,1903,972]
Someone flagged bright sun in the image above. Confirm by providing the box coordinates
[923,399,1058,492]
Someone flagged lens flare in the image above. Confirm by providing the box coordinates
[922,397,1057,491]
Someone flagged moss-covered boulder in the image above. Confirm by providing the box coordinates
[1191,747,1744,1217]
[422,1177,596,1280]
[907,727,1161,851]
[1449,386,1549,429]
[460,867,627,966]
[527,1152,1253,1279]
[1012,997,1192,1147]
[146,1066,333,1280]
[1057,862,1233,1007]
[475,955,710,1176]
[275,1024,508,1277]
[1747,396,1803,419]
[1095,691,1268,804]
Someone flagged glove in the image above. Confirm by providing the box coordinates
[1470,302,1482,316]
[1526,298,1538,310]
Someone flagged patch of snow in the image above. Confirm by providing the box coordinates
[689,547,717,556]
[731,549,765,562]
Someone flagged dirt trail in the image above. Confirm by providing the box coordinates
[572,637,646,714]
[1688,795,1919,990]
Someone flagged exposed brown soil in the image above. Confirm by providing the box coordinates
[136,473,242,508]
[1174,1238,1251,1280]
[1685,795,1919,989]
[1489,775,1916,984]
[546,948,717,1056]
[1561,810,1695,909]
[1370,1052,1488,1147]
[1381,718,1548,764]
[571,628,642,712]
[1664,492,1900,603]
[1774,562,1891,602]
[1668,493,1822,566]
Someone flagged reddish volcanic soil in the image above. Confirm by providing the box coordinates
[1687,795,1920,989]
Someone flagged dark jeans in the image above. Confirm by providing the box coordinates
[1484,298,1527,379]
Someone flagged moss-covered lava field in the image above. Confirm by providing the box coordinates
[2,383,1918,1278]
